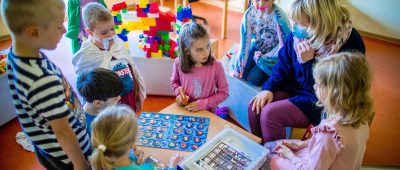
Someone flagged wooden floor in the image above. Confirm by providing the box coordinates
[0,0,399,169]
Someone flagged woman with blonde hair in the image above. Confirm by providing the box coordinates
[248,0,366,143]
[267,52,373,169]
[90,105,183,170]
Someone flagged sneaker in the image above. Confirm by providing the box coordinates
[16,132,34,152]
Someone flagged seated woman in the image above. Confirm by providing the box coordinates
[229,0,290,86]
[248,0,365,143]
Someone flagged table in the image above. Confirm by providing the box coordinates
[137,103,261,165]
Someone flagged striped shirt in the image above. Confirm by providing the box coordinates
[6,51,91,164]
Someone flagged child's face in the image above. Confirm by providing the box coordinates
[252,0,273,10]
[189,36,211,67]
[88,20,116,48]
[37,11,66,50]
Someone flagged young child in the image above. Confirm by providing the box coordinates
[266,52,373,169]
[77,68,122,134]
[1,0,91,169]
[248,0,366,143]
[230,0,290,86]
[90,105,184,170]
[72,2,146,112]
[171,22,229,113]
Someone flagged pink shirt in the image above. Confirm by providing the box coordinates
[171,59,229,113]
[271,119,369,170]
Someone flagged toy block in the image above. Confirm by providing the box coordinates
[149,2,159,13]
[114,25,119,29]
[151,50,163,58]
[140,18,156,27]
[146,51,151,58]
[112,2,127,11]
[137,9,147,17]
[120,28,129,36]
[117,34,128,41]
[122,9,128,13]
[139,0,149,8]
[143,4,150,13]
[116,13,122,21]
[148,13,159,18]
[112,11,119,16]
[121,11,138,21]
[124,42,129,48]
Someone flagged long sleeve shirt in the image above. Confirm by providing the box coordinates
[171,59,229,113]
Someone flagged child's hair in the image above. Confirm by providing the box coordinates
[313,52,373,128]
[288,0,350,49]
[178,22,214,73]
[90,105,138,170]
[0,0,65,34]
[77,68,123,103]
[82,2,113,30]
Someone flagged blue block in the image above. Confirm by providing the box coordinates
[153,36,161,44]
[177,12,183,21]
[143,4,150,13]
[118,34,128,41]
[121,29,129,36]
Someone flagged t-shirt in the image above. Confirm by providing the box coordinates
[85,112,96,136]
[6,51,91,164]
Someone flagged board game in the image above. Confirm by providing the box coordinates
[136,112,210,152]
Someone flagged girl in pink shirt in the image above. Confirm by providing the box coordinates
[171,23,229,113]
[266,52,373,170]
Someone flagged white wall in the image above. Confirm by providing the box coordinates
[275,0,400,40]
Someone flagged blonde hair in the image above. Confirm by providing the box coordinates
[313,52,373,128]
[0,0,65,34]
[82,2,113,30]
[288,0,350,49]
[90,105,138,170]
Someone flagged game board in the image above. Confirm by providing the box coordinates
[136,112,210,152]
[195,141,253,170]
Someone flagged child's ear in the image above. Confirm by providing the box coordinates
[25,26,39,38]
[85,28,94,36]
[92,100,103,107]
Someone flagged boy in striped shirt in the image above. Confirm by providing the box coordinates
[1,0,91,169]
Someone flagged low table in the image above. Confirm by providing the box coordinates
[137,103,261,166]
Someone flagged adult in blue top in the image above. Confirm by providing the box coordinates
[248,0,366,143]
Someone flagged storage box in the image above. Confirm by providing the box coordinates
[178,128,269,170]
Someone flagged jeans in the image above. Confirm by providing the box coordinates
[242,44,268,86]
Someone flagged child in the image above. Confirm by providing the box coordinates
[1,0,91,169]
[266,52,373,169]
[77,68,123,134]
[248,0,366,143]
[171,22,229,113]
[90,105,184,170]
[72,2,146,112]
[230,0,290,86]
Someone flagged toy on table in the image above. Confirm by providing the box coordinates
[137,112,210,152]
[0,49,9,75]
[178,87,188,105]
[178,128,269,170]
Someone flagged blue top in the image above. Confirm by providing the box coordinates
[114,150,176,170]
[85,112,96,136]
[262,28,365,125]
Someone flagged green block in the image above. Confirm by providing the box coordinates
[117,13,122,21]
[177,5,182,12]
[158,45,163,50]
[122,9,128,13]
[164,45,170,51]
[114,25,119,29]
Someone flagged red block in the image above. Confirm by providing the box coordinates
[137,8,148,17]
[112,2,127,11]
[149,2,160,13]
[146,51,151,58]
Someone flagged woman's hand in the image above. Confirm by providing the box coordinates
[250,90,273,114]
[295,40,315,63]
[169,153,184,168]
[185,101,199,112]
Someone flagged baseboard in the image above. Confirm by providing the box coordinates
[358,30,400,45]
[0,34,10,41]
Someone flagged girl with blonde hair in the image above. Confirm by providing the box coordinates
[267,52,373,169]
[90,105,183,170]
[248,0,366,143]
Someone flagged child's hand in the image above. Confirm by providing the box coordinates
[133,145,145,165]
[169,153,184,168]
[185,101,199,112]
[295,40,315,63]
[176,95,190,106]
[281,140,308,152]
[275,143,296,160]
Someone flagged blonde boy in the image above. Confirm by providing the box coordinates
[1,0,91,169]
[73,2,146,112]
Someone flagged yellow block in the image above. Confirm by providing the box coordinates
[112,11,119,16]
[139,0,149,8]
[140,18,156,27]
[124,42,129,48]
[151,50,163,58]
